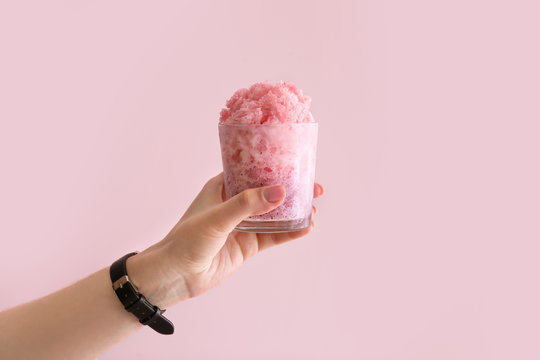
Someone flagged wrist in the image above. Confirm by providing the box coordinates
[125,244,190,309]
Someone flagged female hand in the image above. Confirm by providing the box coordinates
[129,172,324,309]
[0,172,324,360]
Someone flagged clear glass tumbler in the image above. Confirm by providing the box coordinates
[218,122,318,233]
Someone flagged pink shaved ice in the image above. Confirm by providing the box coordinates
[219,81,314,125]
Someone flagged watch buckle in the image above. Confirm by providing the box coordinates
[112,275,139,292]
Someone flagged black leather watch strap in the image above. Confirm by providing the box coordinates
[110,252,174,335]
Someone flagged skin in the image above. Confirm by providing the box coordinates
[0,172,324,360]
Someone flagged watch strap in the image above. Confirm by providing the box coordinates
[110,252,174,335]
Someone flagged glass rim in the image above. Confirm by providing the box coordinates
[218,122,318,127]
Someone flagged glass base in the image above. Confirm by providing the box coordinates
[234,214,312,233]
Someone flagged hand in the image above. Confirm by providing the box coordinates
[129,172,324,308]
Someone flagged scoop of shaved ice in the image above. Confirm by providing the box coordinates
[219,81,314,125]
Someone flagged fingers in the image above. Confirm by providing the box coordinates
[206,184,286,235]
[255,185,323,253]
[179,172,225,222]
[199,177,323,236]
[255,221,315,252]
[314,182,324,198]
[231,185,323,260]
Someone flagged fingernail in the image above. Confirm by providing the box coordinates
[263,185,285,203]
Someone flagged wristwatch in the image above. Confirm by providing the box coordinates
[109,252,174,335]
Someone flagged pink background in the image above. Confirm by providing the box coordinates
[1,0,539,359]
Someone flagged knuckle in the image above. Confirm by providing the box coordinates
[203,173,223,189]
[211,219,230,236]
[198,209,230,236]
[237,190,253,208]
[203,178,216,189]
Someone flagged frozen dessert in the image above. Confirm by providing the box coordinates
[219,82,314,125]
[218,81,318,232]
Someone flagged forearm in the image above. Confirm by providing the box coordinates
[0,246,189,360]
[0,266,139,360]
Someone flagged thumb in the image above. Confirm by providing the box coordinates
[207,185,286,234]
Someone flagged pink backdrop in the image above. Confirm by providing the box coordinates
[1,0,539,359]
